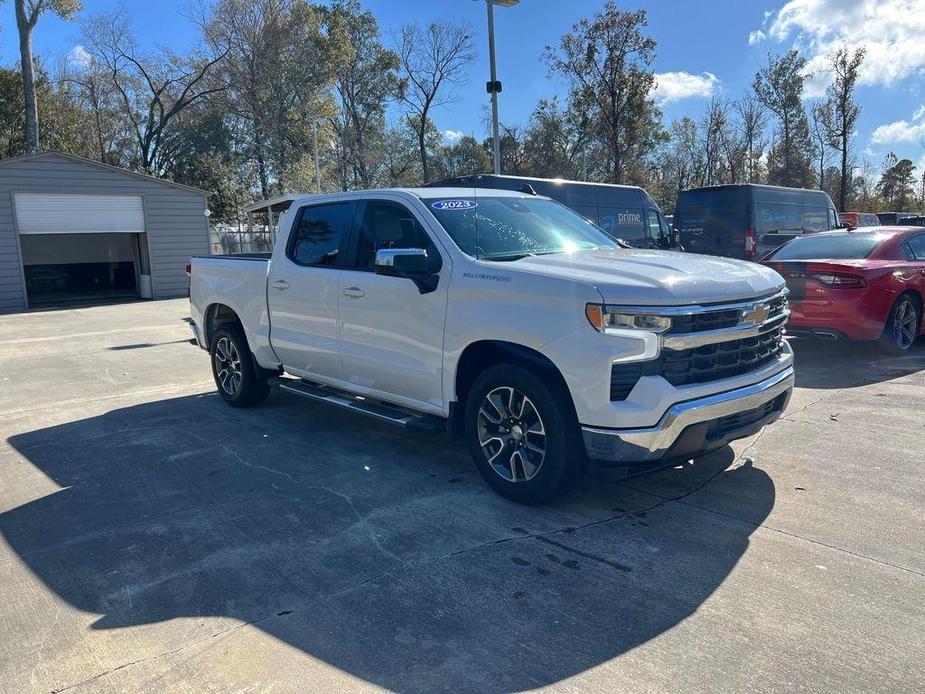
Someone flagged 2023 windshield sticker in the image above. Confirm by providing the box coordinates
[431,200,478,210]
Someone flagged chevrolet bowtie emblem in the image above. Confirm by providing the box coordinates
[743,305,770,325]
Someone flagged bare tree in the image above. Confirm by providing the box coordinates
[754,50,813,186]
[820,46,864,211]
[395,20,475,183]
[326,0,400,189]
[543,3,659,185]
[700,98,731,185]
[15,0,82,153]
[56,55,131,164]
[84,10,227,174]
[810,103,830,189]
[733,94,766,183]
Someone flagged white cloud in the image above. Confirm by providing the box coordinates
[651,71,719,104]
[67,44,91,68]
[442,129,464,143]
[871,105,925,144]
[761,0,925,95]
[748,30,766,46]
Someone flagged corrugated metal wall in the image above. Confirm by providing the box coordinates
[0,153,209,313]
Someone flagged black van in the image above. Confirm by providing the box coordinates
[428,174,677,249]
[876,212,918,225]
[675,184,840,260]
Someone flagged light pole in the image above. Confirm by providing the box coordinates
[484,0,518,175]
[310,119,321,194]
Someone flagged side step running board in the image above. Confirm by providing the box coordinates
[270,377,446,434]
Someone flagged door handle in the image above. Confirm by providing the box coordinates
[342,286,365,298]
[271,279,289,290]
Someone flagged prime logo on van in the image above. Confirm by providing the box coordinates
[617,211,642,225]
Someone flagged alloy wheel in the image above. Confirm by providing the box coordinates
[214,336,242,395]
[892,299,918,351]
[477,386,547,483]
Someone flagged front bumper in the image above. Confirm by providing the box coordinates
[582,366,794,463]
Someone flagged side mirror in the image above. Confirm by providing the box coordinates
[374,248,439,294]
[374,248,429,276]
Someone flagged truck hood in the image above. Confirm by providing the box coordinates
[508,248,785,305]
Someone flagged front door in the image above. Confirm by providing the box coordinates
[337,198,449,413]
[267,200,355,380]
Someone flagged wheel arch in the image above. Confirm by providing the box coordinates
[450,339,577,436]
[203,302,245,348]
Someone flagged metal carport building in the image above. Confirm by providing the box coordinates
[0,151,209,313]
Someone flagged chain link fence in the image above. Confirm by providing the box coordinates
[209,224,275,255]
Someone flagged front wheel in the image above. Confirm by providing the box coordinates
[210,325,270,407]
[465,364,584,504]
[879,294,921,354]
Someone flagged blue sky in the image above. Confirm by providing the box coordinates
[2,0,923,173]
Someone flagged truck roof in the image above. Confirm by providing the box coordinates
[429,173,647,194]
[283,187,537,210]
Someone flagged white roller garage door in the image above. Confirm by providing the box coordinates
[14,193,145,235]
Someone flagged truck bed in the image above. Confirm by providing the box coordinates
[189,254,272,354]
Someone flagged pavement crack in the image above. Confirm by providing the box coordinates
[672,498,925,579]
[780,387,847,422]
[186,430,403,564]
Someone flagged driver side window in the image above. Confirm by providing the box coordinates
[352,200,441,272]
[647,209,665,245]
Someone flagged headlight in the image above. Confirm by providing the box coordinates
[585,304,672,334]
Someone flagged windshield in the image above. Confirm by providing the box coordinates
[768,233,888,260]
[422,195,618,260]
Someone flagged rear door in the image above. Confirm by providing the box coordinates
[337,196,449,412]
[905,234,925,314]
[267,200,355,380]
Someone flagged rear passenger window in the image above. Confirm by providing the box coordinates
[287,202,353,266]
[907,235,925,260]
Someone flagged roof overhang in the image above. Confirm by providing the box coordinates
[244,193,310,214]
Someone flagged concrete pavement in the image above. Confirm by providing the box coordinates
[0,299,922,692]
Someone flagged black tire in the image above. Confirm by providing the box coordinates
[209,324,270,407]
[465,363,585,504]
[878,293,921,355]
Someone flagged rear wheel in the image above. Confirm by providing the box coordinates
[879,293,921,354]
[210,325,270,407]
[465,364,584,504]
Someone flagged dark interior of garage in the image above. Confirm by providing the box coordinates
[19,233,141,307]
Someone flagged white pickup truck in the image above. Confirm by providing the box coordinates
[189,188,794,503]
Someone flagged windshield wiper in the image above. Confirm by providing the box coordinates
[482,252,537,262]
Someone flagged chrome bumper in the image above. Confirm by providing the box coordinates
[582,367,794,463]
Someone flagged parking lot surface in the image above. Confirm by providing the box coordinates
[0,299,923,693]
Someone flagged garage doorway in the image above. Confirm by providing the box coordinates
[14,193,148,308]
[19,233,142,307]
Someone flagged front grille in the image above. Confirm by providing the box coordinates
[667,293,788,334]
[669,308,741,333]
[609,325,785,400]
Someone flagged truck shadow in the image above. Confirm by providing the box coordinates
[2,392,773,691]
[789,337,925,389]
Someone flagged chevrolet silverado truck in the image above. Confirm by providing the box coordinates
[189,188,794,503]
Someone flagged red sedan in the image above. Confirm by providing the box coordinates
[763,227,925,353]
